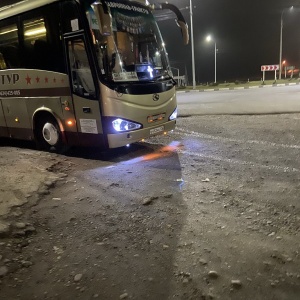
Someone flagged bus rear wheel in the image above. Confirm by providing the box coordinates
[36,116,65,153]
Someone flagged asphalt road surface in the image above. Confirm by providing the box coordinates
[0,86,299,300]
[177,84,300,115]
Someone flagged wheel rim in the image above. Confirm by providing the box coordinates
[42,122,59,146]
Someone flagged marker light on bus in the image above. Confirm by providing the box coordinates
[66,120,74,126]
[112,118,142,132]
[169,107,178,120]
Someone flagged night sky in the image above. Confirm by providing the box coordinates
[154,0,300,83]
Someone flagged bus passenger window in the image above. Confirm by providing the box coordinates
[67,38,96,99]
[0,52,7,69]
[0,22,20,68]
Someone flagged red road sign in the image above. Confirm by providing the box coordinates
[261,65,279,71]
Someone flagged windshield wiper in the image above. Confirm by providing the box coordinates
[151,74,172,81]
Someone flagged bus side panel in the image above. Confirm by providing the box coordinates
[2,96,72,142]
[0,99,9,137]
[69,94,107,148]
[27,96,98,148]
[1,98,32,140]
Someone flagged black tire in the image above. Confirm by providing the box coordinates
[35,116,66,153]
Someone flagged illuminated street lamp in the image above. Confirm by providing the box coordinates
[279,6,293,80]
[282,60,287,78]
[206,35,217,83]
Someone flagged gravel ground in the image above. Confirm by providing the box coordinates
[0,113,299,300]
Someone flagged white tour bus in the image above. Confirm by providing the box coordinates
[0,0,188,151]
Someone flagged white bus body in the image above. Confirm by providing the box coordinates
[0,0,187,151]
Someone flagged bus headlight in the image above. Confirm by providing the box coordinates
[169,107,178,120]
[112,118,142,132]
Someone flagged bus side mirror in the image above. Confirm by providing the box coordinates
[175,19,189,46]
[92,3,113,36]
[158,3,189,45]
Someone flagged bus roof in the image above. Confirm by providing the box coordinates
[0,0,151,21]
[0,0,60,20]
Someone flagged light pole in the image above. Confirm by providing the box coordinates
[279,6,293,80]
[206,35,217,83]
[189,0,196,89]
[282,60,287,78]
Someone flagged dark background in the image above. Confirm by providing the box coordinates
[2,0,300,83]
[153,0,300,84]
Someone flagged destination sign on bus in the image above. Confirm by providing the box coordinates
[106,2,149,14]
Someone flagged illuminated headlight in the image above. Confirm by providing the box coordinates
[169,107,178,120]
[112,118,142,132]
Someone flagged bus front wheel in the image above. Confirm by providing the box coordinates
[36,116,65,152]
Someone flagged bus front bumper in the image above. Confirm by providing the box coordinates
[107,120,176,148]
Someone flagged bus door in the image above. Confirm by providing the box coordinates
[64,33,105,147]
[0,99,9,137]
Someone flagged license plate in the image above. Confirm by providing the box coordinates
[150,126,164,135]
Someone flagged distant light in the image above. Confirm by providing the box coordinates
[155,51,159,56]
[66,120,74,126]
[206,35,212,42]
[126,144,130,147]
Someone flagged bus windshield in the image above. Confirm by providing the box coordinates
[86,1,171,83]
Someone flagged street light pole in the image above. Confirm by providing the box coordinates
[279,6,293,80]
[279,10,284,80]
[190,0,196,89]
[214,41,217,83]
[206,35,217,83]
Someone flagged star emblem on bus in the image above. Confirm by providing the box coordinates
[25,74,31,85]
